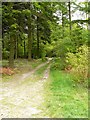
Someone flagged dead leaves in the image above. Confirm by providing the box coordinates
[0,67,14,75]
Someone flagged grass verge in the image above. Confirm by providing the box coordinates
[35,63,49,76]
[44,70,88,118]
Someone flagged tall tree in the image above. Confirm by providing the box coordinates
[9,34,15,68]
[68,2,72,34]
[28,3,32,61]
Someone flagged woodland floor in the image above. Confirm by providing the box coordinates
[0,59,88,119]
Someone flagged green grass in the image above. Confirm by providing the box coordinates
[35,63,49,76]
[21,63,49,85]
[44,70,88,118]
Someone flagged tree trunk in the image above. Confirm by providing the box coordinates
[2,39,4,50]
[24,40,26,58]
[9,35,15,68]
[28,23,32,61]
[68,2,72,34]
[28,3,32,61]
[0,40,2,60]
[88,2,90,47]
[15,35,18,59]
[62,11,64,37]
[2,39,4,60]
[37,16,39,58]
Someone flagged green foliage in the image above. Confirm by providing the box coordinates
[51,57,66,70]
[45,43,54,57]
[22,9,31,15]
[40,45,47,60]
[2,2,88,72]
[11,23,18,29]
[1,2,89,118]
[18,44,24,58]
[66,45,88,84]
[70,24,88,51]
[2,48,9,59]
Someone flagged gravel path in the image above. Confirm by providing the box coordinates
[0,62,50,119]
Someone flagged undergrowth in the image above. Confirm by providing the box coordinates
[1,59,46,82]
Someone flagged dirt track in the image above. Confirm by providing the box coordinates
[0,62,50,119]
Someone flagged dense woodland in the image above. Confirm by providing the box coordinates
[2,2,89,82]
[0,1,90,118]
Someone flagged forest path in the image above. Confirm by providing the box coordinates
[1,60,50,88]
[0,61,51,119]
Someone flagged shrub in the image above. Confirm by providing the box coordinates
[51,57,67,70]
[66,45,88,84]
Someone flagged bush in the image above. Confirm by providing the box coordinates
[51,57,67,70]
[42,57,47,62]
[66,45,88,84]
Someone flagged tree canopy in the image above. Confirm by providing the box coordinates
[2,2,89,68]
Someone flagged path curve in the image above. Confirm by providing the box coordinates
[0,61,51,119]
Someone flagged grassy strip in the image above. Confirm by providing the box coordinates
[44,70,88,118]
[20,62,49,85]
[35,63,49,76]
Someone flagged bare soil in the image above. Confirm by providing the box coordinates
[0,62,50,119]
